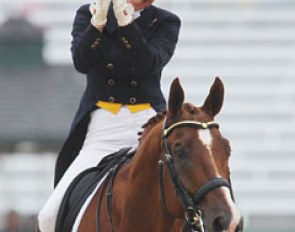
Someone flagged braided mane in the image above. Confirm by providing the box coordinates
[138,110,167,143]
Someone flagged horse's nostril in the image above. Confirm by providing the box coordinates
[213,216,229,232]
[235,217,244,232]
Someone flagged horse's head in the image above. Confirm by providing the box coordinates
[161,78,243,232]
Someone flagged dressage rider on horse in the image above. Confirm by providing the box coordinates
[38,0,181,231]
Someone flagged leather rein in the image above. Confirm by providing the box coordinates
[158,118,234,232]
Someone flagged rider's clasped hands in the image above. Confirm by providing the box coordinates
[90,0,110,30]
[113,0,135,27]
[90,0,137,30]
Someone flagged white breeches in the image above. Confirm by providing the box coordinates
[38,107,156,232]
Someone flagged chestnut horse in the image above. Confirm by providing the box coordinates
[78,77,243,232]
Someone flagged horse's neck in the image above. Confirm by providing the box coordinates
[129,123,162,185]
[114,123,179,230]
[119,123,177,229]
[123,123,163,207]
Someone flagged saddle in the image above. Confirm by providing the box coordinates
[55,147,134,232]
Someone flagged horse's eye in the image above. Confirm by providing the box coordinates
[173,143,186,157]
[174,142,182,150]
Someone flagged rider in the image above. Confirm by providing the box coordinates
[38,0,180,231]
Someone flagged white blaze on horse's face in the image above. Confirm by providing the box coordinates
[198,129,212,147]
[198,129,219,175]
[222,187,242,232]
[198,129,242,231]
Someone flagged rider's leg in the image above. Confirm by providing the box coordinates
[38,107,155,232]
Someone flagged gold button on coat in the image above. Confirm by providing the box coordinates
[129,97,137,104]
[130,80,138,87]
[107,63,114,69]
[108,79,116,86]
[109,96,115,103]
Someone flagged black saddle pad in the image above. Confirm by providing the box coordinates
[55,147,134,232]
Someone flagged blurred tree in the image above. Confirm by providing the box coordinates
[0,16,44,69]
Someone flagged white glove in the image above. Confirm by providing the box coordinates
[113,0,135,27]
[90,0,110,27]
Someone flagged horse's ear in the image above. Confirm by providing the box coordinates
[202,77,224,118]
[168,78,184,118]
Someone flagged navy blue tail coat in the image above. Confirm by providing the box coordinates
[54,4,181,186]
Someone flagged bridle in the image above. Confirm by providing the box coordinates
[158,118,234,232]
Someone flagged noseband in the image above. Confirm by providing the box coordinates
[158,118,234,232]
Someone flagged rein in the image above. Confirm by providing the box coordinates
[159,118,234,232]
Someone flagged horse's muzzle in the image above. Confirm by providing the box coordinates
[211,215,243,232]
